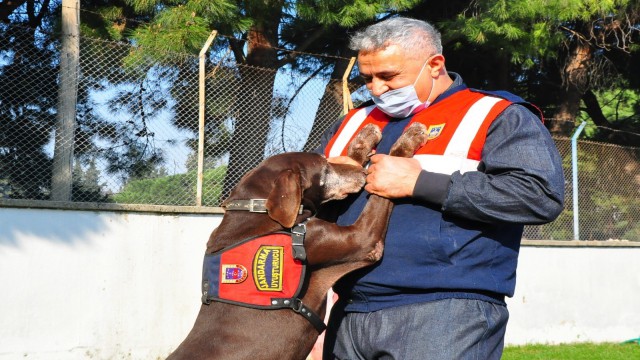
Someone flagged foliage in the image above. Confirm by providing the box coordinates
[112,165,226,206]
[443,0,638,65]
[1,0,639,207]
[72,159,111,202]
[585,192,640,241]
[295,0,420,28]
[437,0,640,144]
[0,17,58,199]
[579,86,640,140]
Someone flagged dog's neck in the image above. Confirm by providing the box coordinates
[205,208,315,254]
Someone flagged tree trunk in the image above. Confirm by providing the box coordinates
[51,0,79,201]
[550,42,592,136]
[550,85,583,136]
[221,6,282,201]
[302,54,357,152]
[581,90,608,126]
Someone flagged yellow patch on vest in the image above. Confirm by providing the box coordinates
[426,124,446,140]
[252,246,284,291]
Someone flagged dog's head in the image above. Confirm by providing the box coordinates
[223,152,366,228]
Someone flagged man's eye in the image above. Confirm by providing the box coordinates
[361,77,372,83]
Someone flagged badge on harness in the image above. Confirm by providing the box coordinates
[221,264,248,284]
[202,232,305,307]
[253,245,284,291]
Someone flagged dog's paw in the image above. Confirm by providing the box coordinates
[390,123,428,157]
[365,240,384,262]
[347,124,382,166]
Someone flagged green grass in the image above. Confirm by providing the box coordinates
[503,342,640,360]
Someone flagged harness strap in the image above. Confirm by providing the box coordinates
[291,222,307,261]
[271,298,327,333]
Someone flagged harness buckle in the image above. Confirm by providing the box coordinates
[290,298,303,312]
[248,199,268,213]
[291,222,307,261]
[201,281,211,305]
[291,222,306,237]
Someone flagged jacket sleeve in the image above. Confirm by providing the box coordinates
[413,104,565,225]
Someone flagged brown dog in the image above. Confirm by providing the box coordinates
[168,123,427,360]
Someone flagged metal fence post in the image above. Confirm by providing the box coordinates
[196,30,218,206]
[571,121,587,240]
[51,0,80,201]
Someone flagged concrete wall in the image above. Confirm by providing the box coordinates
[1,206,639,359]
[0,206,214,360]
[505,243,640,345]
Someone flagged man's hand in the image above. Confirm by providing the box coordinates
[365,154,422,198]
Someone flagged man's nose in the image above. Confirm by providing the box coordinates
[369,78,389,97]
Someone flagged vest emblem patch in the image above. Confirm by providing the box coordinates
[221,264,248,284]
[252,245,284,291]
[426,124,445,140]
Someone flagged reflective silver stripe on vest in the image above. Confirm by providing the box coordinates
[444,96,502,159]
[328,105,376,158]
[414,155,480,175]
[415,96,502,175]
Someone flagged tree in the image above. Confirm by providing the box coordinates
[0,1,58,200]
[120,0,422,200]
[112,166,226,205]
[1,0,172,201]
[72,158,110,202]
[437,0,640,144]
[5,0,637,205]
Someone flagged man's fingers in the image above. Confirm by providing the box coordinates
[327,156,362,167]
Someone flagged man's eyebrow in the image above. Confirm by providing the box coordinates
[360,70,400,79]
[378,70,400,77]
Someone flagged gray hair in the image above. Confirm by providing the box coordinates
[349,17,442,59]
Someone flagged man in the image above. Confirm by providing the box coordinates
[316,17,565,359]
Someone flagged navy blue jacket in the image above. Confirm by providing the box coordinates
[315,73,565,312]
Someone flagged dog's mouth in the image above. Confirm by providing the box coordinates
[325,190,353,202]
[320,188,358,204]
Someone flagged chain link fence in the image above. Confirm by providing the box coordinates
[522,138,640,241]
[1,24,639,241]
[1,25,356,206]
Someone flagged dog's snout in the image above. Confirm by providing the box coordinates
[322,163,366,202]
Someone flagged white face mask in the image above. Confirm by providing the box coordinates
[371,60,434,118]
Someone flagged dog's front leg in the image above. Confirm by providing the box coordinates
[306,122,428,267]
[305,195,392,267]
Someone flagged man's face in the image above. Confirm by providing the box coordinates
[358,44,432,102]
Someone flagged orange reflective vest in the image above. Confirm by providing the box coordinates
[324,89,514,174]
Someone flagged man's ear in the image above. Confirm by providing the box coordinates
[265,169,302,228]
[427,53,446,76]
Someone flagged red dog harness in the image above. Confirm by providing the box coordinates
[201,223,326,332]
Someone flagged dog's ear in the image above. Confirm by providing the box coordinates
[265,169,302,228]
